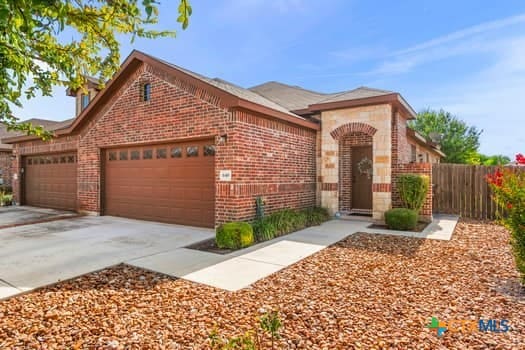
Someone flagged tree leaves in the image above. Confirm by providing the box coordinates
[410,108,483,164]
[0,0,192,137]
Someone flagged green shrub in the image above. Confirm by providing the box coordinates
[303,207,330,226]
[397,174,430,211]
[216,222,254,249]
[252,218,277,242]
[266,209,308,236]
[251,206,331,242]
[0,192,12,206]
[385,208,418,230]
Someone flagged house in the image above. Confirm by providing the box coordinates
[2,50,442,227]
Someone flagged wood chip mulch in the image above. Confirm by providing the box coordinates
[0,219,524,349]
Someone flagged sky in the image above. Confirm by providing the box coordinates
[12,0,525,157]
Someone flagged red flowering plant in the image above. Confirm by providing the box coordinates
[488,154,525,283]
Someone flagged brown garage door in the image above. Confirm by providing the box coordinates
[23,153,78,210]
[103,140,215,227]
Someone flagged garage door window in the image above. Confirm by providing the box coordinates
[187,146,198,157]
[156,148,167,159]
[119,151,128,161]
[108,151,117,161]
[130,150,140,160]
[143,149,153,159]
[204,145,216,156]
[171,147,182,158]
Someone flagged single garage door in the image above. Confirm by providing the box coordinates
[23,153,78,210]
[103,140,215,227]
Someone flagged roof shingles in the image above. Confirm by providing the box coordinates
[249,82,395,112]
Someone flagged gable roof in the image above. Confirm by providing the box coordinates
[4,51,320,144]
[249,82,416,118]
[3,50,419,144]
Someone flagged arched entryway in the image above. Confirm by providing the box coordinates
[331,122,377,215]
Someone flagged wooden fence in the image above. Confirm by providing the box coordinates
[432,164,501,220]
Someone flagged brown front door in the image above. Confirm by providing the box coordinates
[103,140,215,228]
[351,146,373,212]
[23,153,78,210]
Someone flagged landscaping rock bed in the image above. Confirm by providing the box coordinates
[1,219,524,348]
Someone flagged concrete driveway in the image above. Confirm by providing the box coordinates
[0,206,78,229]
[0,215,214,299]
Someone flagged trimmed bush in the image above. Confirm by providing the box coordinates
[216,222,254,249]
[398,174,430,211]
[385,208,418,230]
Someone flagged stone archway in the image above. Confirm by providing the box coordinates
[331,123,377,214]
[330,122,377,141]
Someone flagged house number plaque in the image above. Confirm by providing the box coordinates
[219,170,232,181]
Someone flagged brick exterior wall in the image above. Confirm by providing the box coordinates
[394,111,412,164]
[217,110,316,223]
[338,132,373,212]
[11,62,317,226]
[391,110,433,221]
[0,151,13,187]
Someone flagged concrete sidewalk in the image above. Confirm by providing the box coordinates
[130,215,458,291]
[130,219,370,291]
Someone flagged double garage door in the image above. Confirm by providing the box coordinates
[23,153,78,211]
[103,140,216,227]
[22,140,215,227]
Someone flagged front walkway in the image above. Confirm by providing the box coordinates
[130,214,458,291]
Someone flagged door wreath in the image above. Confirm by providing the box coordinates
[357,157,373,179]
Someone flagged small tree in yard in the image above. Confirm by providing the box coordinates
[488,154,525,284]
